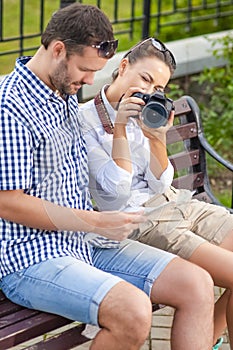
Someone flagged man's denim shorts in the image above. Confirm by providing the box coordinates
[0,239,175,325]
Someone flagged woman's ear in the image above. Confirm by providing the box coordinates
[119,58,128,76]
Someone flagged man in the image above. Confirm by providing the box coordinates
[0,4,214,350]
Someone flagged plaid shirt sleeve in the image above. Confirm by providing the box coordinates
[0,107,33,190]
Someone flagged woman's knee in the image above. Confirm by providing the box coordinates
[220,228,233,251]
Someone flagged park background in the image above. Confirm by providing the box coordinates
[0,0,233,207]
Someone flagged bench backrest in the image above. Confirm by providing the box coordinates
[170,95,233,212]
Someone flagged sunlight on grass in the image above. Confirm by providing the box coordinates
[2,0,233,75]
[0,0,60,74]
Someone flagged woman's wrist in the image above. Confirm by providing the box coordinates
[149,134,166,149]
[113,123,127,137]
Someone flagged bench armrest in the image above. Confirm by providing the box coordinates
[199,134,233,172]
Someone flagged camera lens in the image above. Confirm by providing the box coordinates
[142,101,168,128]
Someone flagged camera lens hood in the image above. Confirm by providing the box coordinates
[141,101,168,128]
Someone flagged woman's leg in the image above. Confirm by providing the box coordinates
[189,229,233,348]
[94,239,214,350]
[149,257,214,350]
[139,196,233,348]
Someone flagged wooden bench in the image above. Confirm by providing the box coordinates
[0,290,89,349]
[0,95,232,350]
[170,95,233,213]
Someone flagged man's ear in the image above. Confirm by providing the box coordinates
[119,58,128,76]
[52,41,66,59]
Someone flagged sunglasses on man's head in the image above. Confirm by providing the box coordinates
[92,39,118,59]
[124,37,176,69]
[62,39,118,59]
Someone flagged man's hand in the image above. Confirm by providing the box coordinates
[92,210,146,240]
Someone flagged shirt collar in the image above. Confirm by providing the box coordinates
[15,56,62,105]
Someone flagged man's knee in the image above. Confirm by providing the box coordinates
[150,257,214,307]
[175,264,214,311]
[184,264,214,306]
[98,281,152,343]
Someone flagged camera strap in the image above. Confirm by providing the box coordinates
[94,87,114,134]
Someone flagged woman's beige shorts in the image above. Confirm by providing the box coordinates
[136,186,233,259]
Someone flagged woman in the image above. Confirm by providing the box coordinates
[80,38,233,349]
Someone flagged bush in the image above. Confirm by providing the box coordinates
[195,34,233,162]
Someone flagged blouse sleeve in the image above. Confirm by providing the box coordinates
[80,106,133,210]
[144,160,174,194]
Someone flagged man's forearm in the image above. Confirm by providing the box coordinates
[0,189,146,240]
[0,189,97,232]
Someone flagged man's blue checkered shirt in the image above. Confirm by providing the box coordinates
[0,57,119,279]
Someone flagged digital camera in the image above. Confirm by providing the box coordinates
[132,91,174,128]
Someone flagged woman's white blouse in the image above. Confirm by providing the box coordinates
[79,86,174,212]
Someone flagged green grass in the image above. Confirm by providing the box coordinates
[216,191,232,208]
[1,0,233,74]
[0,0,60,74]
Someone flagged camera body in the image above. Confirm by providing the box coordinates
[132,91,174,128]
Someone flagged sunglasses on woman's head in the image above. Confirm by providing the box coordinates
[124,37,176,69]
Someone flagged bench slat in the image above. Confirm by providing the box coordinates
[170,150,200,171]
[24,324,88,350]
[173,98,192,115]
[193,191,212,203]
[172,172,204,191]
[167,122,197,144]
[0,300,23,318]
[0,308,40,329]
[0,311,73,350]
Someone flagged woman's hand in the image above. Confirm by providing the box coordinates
[139,110,174,142]
[114,87,146,127]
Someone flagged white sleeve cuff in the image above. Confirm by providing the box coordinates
[145,160,174,194]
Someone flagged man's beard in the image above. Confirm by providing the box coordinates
[49,60,80,96]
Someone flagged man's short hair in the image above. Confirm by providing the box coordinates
[41,3,114,55]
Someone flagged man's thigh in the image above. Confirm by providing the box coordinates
[1,256,122,325]
[92,239,175,296]
[1,242,175,325]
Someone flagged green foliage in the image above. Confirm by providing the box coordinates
[215,190,232,208]
[166,82,185,100]
[195,34,233,162]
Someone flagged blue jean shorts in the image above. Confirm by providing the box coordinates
[0,239,175,325]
